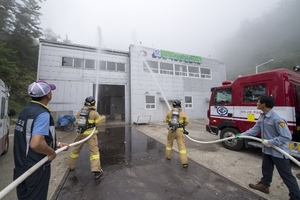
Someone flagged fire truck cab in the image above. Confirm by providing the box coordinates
[206,68,300,158]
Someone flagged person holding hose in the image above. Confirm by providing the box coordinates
[68,96,104,179]
[236,95,300,200]
[13,80,69,200]
[165,99,189,168]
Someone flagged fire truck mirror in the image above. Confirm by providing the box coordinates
[293,66,300,72]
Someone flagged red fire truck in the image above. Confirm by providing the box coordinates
[206,68,300,158]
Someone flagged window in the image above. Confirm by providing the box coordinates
[107,62,116,71]
[62,57,73,66]
[1,97,5,119]
[214,89,232,104]
[188,66,199,77]
[295,86,300,112]
[117,63,125,71]
[160,62,173,75]
[99,61,106,70]
[200,68,211,78]
[185,96,193,108]
[175,64,187,76]
[98,61,125,72]
[144,61,158,73]
[74,58,84,68]
[243,84,266,102]
[145,95,155,109]
[85,59,95,69]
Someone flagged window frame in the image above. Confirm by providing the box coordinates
[107,61,116,71]
[1,97,5,119]
[117,63,126,72]
[175,64,188,76]
[62,57,73,67]
[188,66,200,77]
[213,88,233,105]
[160,62,174,75]
[243,84,267,103]
[145,95,156,109]
[200,67,212,79]
[143,60,159,73]
[74,58,84,68]
[85,59,96,69]
[185,96,193,109]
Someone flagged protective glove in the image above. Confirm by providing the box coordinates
[235,133,242,140]
[262,139,272,147]
[183,130,189,135]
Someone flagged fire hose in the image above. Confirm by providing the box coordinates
[0,127,96,199]
[185,134,300,167]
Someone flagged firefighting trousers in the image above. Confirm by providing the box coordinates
[68,133,102,172]
[165,128,188,164]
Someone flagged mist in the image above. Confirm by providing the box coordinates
[39,0,281,59]
[214,0,300,80]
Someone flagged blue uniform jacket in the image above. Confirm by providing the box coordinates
[242,109,292,159]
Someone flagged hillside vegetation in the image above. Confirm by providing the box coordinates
[216,0,300,80]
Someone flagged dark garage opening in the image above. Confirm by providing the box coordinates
[95,84,125,123]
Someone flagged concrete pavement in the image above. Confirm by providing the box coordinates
[1,119,300,200]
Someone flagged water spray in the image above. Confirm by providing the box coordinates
[0,128,96,199]
[131,31,171,111]
[94,26,102,101]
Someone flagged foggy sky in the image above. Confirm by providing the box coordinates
[39,0,281,59]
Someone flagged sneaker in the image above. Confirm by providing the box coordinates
[183,164,188,168]
[69,168,75,171]
[166,157,171,160]
[249,181,269,194]
[94,170,103,179]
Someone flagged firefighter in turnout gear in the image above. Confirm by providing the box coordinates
[165,99,189,168]
[68,96,104,179]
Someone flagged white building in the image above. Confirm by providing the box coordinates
[37,39,226,124]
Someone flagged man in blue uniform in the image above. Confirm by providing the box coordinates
[13,80,69,200]
[237,95,300,200]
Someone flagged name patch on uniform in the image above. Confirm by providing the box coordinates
[278,122,285,128]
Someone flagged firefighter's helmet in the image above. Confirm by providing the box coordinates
[84,96,95,106]
[173,99,181,108]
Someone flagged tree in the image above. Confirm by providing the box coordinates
[42,28,72,43]
[62,34,72,44]
[0,0,45,111]
[0,41,19,82]
[43,28,61,42]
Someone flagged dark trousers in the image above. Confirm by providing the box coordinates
[261,153,300,200]
[13,165,51,200]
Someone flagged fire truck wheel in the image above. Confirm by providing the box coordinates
[220,127,244,151]
[1,134,9,155]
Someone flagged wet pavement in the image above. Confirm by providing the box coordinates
[52,126,265,200]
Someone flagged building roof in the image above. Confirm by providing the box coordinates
[39,38,129,56]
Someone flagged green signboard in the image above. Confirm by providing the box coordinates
[160,50,202,64]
